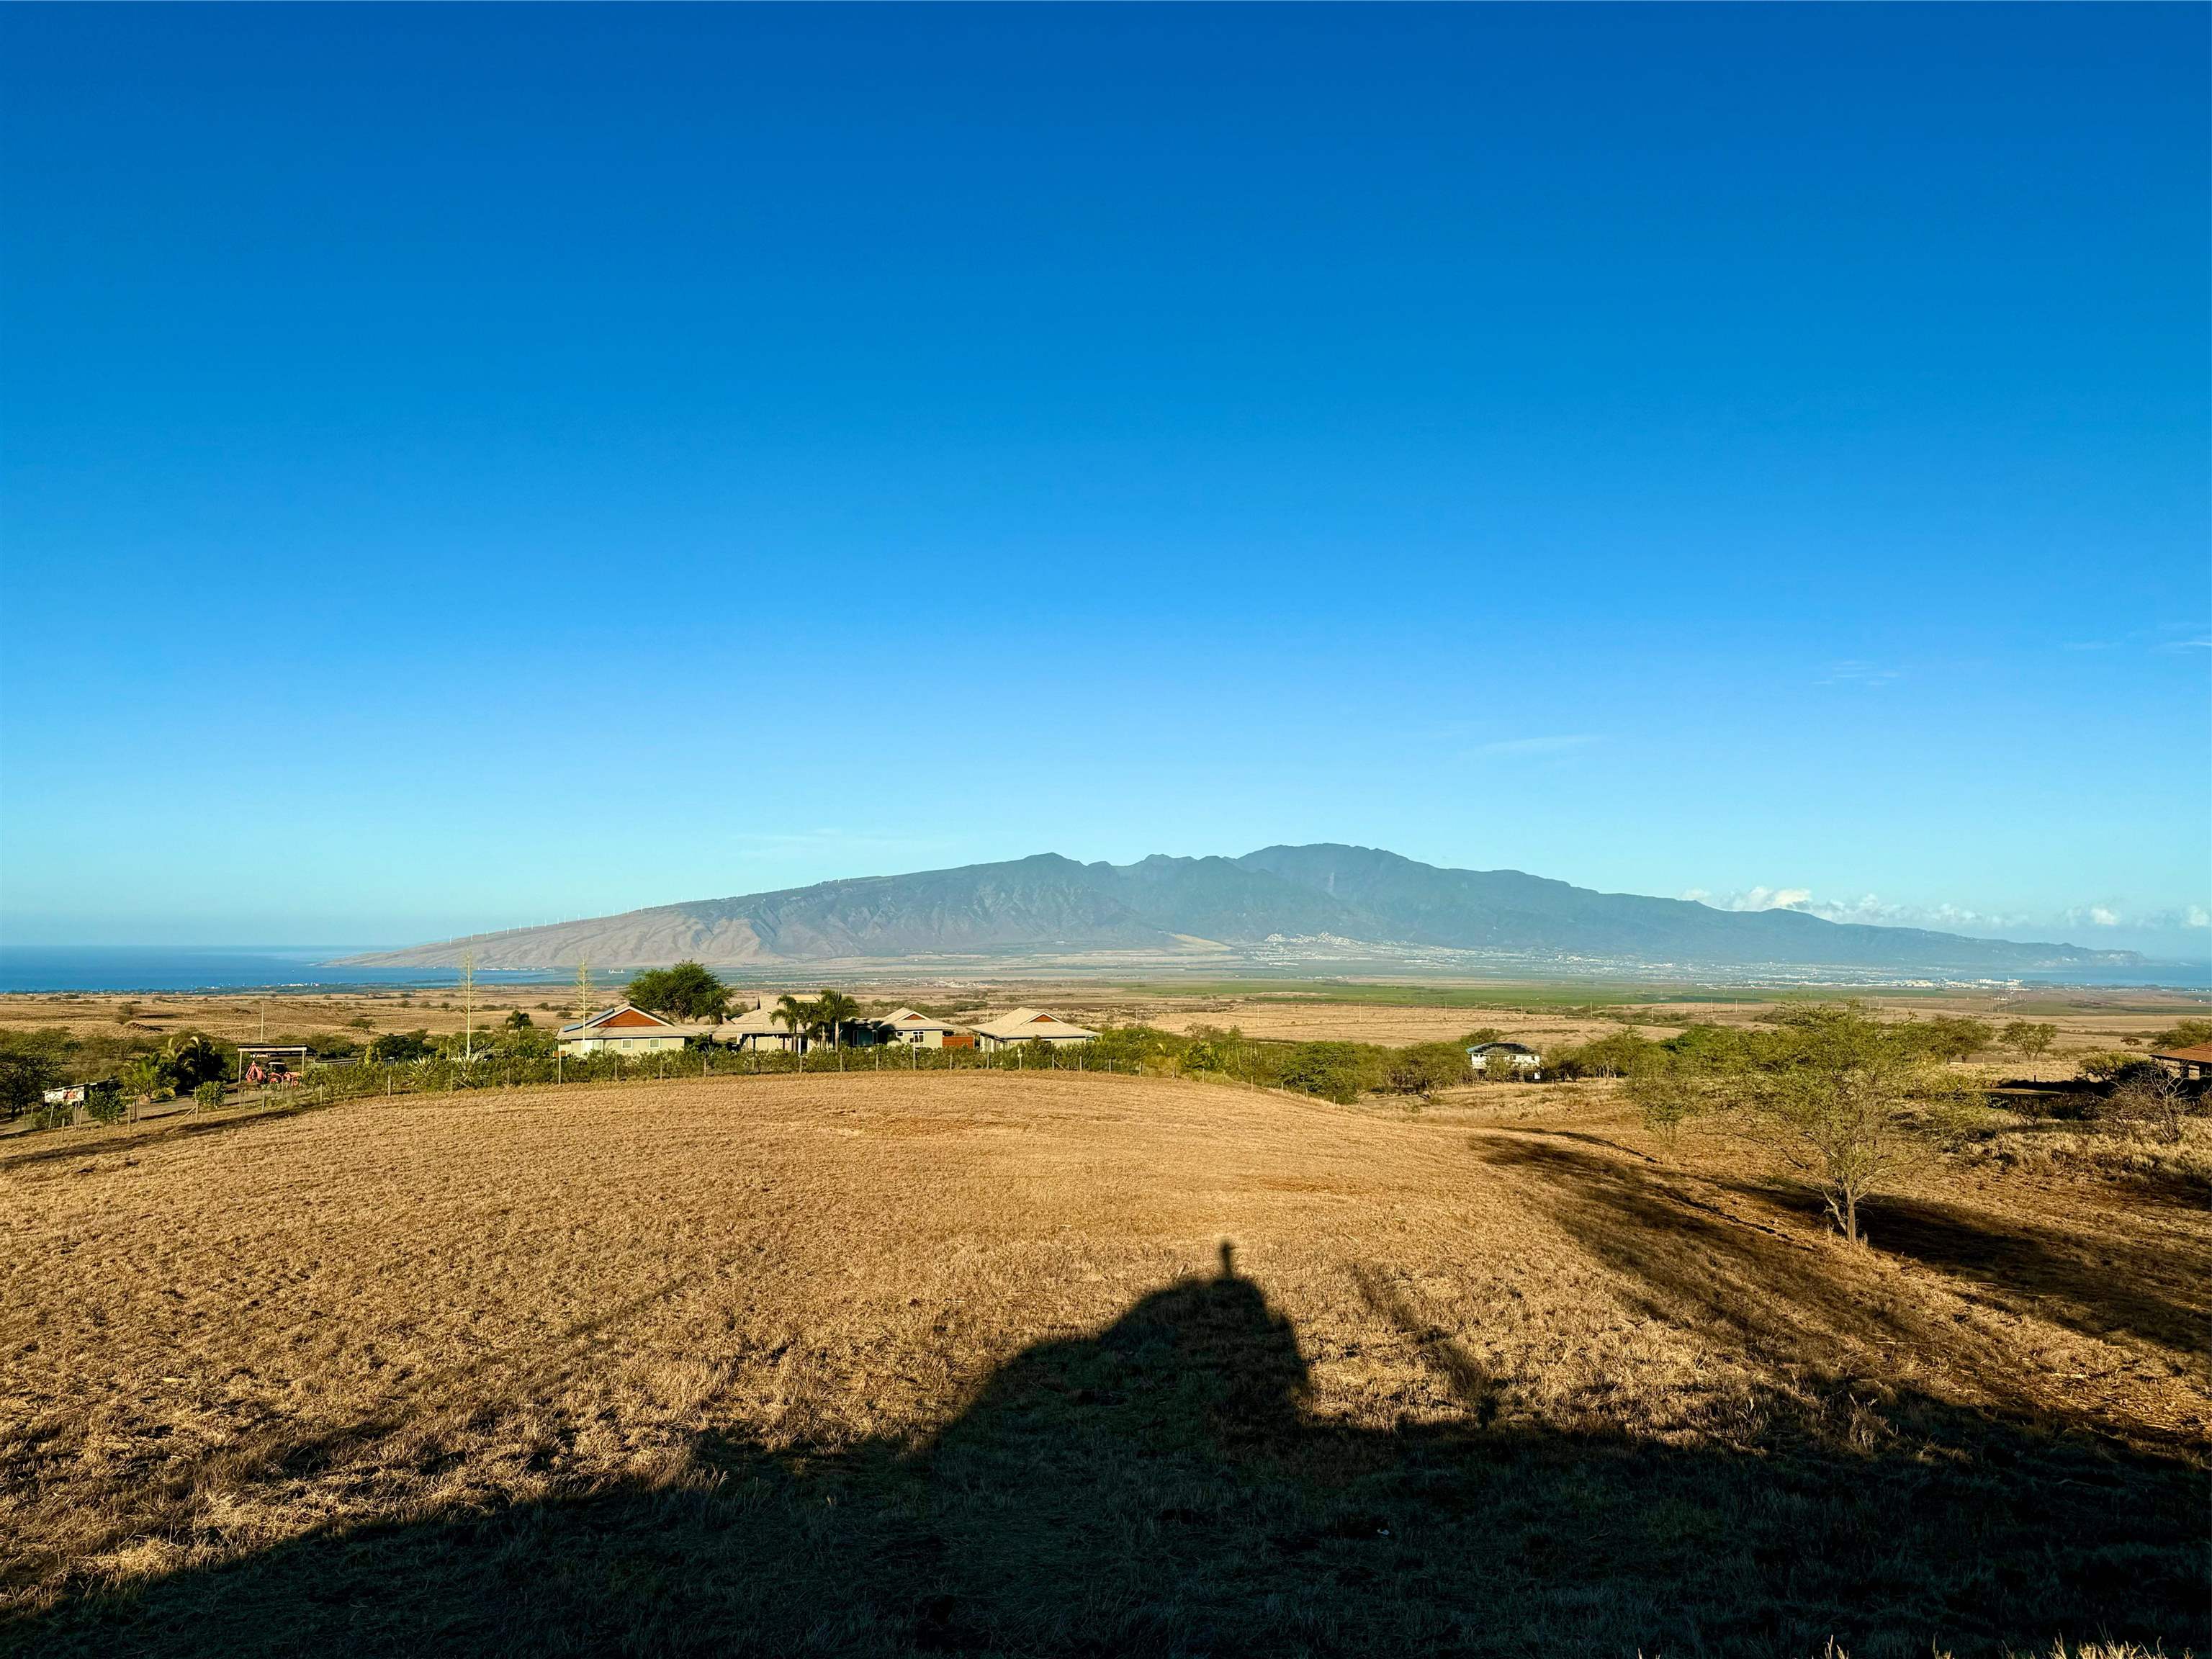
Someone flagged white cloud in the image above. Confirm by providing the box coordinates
[1687,885,2211,950]
[2063,904,2124,928]
[1731,886,1814,912]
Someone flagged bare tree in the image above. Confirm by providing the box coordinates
[2100,1065,2188,1146]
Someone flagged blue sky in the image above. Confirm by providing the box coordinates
[2,6,2206,960]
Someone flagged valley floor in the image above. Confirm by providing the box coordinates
[2,1071,2205,1657]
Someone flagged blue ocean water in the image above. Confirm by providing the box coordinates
[0,945,2205,994]
[0,948,559,994]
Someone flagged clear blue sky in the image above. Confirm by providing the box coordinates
[2,6,2206,958]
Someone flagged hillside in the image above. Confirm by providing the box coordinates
[343,845,2139,976]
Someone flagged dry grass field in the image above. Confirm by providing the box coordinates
[2,1066,2205,1658]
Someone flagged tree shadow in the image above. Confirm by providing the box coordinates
[11,1241,2206,1658]
[1743,1182,2211,1359]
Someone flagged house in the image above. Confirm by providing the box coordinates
[1468,1040,1542,1078]
[557,1004,706,1056]
[2150,1042,2212,1082]
[715,997,814,1054]
[971,1008,1099,1051]
[875,1007,963,1048]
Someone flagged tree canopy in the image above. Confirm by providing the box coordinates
[625,962,729,1022]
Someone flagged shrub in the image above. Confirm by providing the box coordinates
[367,1030,435,1064]
[194,1080,224,1110]
[2098,1066,2190,1146]
[2075,1051,2139,1083]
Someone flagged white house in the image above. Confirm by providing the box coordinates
[876,1007,963,1048]
[971,1008,1099,1051]
[1468,1040,1542,1077]
[557,1004,705,1056]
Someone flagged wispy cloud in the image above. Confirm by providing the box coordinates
[1462,734,1601,757]
[1816,661,1904,687]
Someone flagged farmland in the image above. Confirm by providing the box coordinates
[3,1064,2206,1657]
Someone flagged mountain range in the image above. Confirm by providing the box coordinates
[343,845,2137,977]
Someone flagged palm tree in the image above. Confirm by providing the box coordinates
[813,989,862,1055]
[773,994,816,1063]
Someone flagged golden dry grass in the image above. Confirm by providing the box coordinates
[1,1069,2206,1656]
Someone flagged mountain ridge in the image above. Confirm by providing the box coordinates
[341,845,2138,976]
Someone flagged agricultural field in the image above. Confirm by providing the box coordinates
[2,1066,2205,1657]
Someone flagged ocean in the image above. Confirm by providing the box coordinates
[0,948,561,994]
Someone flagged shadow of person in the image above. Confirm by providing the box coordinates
[908,1241,1345,1651]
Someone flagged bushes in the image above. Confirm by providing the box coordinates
[2074,1050,2139,1083]
[367,1030,435,1064]
[1276,1043,1378,1105]
[1382,1042,1474,1098]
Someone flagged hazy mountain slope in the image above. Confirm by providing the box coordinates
[1090,855,1363,940]
[345,845,2132,972]
[1235,843,2093,969]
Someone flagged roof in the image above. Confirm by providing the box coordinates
[1469,1040,1539,1056]
[880,1007,958,1031]
[2151,1043,2212,1065]
[719,999,815,1035]
[971,1007,1100,1041]
[558,1004,677,1035]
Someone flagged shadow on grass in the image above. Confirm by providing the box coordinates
[1777,1185,2209,1358]
[10,1240,2206,1658]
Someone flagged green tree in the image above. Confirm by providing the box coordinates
[1734,1002,1964,1245]
[504,1010,536,1032]
[2000,1020,2058,1079]
[0,1029,69,1120]
[160,1032,230,1092]
[625,961,729,1022]
[1900,1017,1993,1064]
[2148,1018,2212,1051]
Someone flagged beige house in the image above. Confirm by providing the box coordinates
[716,996,814,1054]
[558,1005,709,1056]
[876,1007,963,1048]
[972,1008,1098,1050]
